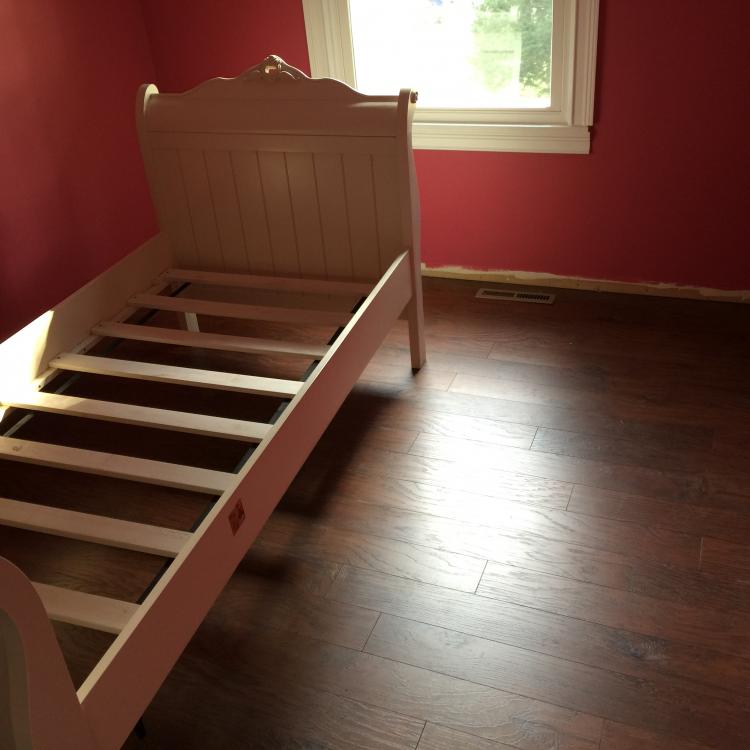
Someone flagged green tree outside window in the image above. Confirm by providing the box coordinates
[472,0,553,99]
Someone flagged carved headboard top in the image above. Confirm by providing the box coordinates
[242,54,310,82]
[139,54,415,138]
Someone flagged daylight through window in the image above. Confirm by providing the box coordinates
[350,0,553,110]
[303,0,599,153]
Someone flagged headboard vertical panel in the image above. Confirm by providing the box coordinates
[257,152,299,275]
[232,151,274,274]
[151,149,198,267]
[314,153,353,279]
[204,150,248,272]
[286,153,328,278]
[372,154,403,275]
[343,153,381,281]
[179,150,223,269]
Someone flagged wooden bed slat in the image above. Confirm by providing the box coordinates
[33,582,138,634]
[92,321,328,359]
[162,267,373,296]
[0,496,189,557]
[129,293,352,327]
[51,353,303,398]
[0,437,233,494]
[6,392,270,443]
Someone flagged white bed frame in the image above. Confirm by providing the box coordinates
[0,55,424,749]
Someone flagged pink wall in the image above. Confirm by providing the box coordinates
[141,0,750,292]
[140,0,311,91]
[0,1,158,341]
[3,0,747,344]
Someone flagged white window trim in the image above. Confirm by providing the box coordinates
[302,0,599,154]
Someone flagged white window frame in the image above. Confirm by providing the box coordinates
[302,0,599,154]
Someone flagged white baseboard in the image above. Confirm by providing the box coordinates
[421,264,750,304]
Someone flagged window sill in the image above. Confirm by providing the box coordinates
[413,122,591,154]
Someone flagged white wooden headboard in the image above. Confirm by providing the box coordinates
[137,55,420,283]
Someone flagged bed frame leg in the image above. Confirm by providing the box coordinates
[407,295,426,371]
[180,312,200,332]
[133,718,147,740]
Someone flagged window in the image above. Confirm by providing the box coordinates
[302,0,599,153]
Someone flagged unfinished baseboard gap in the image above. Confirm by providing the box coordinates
[422,264,750,304]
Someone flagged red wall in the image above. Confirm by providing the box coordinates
[3,0,747,344]
[141,0,750,292]
[0,1,158,341]
[140,0,311,91]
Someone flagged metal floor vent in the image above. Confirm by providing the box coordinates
[476,287,555,304]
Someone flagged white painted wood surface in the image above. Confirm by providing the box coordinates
[0,496,189,557]
[6,392,270,442]
[32,583,138,635]
[0,558,98,749]
[129,293,352,326]
[0,235,171,402]
[51,353,304,397]
[0,437,233,494]
[93,321,329,358]
[162,267,372,296]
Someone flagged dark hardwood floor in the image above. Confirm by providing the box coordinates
[2,277,750,749]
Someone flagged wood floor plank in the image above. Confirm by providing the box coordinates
[372,344,609,392]
[364,614,750,749]
[599,721,717,750]
[257,512,488,592]
[126,655,424,750]
[384,325,496,358]
[360,361,456,391]
[700,537,750,579]
[568,484,750,544]
[327,566,750,693]
[289,465,573,515]
[203,556,378,651]
[292,498,700,570]
[294,488,746,612]
[321,423,420,454]
[477,562,750,656]
[713,424,750,460]
[186,626,604,750]
[408,434,705,503]
[325,446,575,510]
[449,372,612,412]
[418,723,516,749]
[532,426,750,477]
[395,385,717,453]
[338,400,538,448]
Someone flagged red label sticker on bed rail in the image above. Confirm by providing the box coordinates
[228,499,246,535]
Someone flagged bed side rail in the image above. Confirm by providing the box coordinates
[77,251,412,750]
[0,557,96,750]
